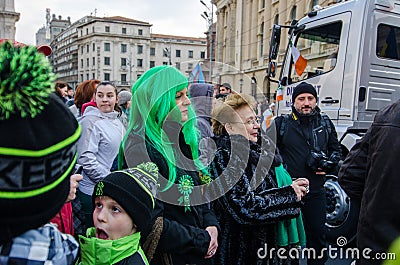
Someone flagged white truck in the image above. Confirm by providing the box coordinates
[267,0,400,244]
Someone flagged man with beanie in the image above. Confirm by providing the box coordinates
[0,41,80,264]
[189,83,215,165]
[117,90,132,129]
[78,162,159,265]
[268,82,341,265]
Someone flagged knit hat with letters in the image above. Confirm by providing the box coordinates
[0,41,81,243]
[93,162,159,231]
[291,82,318,102]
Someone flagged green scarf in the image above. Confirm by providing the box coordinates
[275,164,306,247]
[78,227,149,265]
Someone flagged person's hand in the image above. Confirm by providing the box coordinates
[66,174,83,202]
[291,178,309,201]
[204,226,218,259]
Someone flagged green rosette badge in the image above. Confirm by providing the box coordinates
[177,175,194,212]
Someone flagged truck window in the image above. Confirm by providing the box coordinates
[289,21,342,83]
[376,24,400,60]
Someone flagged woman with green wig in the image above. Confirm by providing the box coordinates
[119,66,219,265]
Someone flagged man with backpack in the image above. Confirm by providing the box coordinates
[268,82,342,265]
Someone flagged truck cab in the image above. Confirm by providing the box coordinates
[268,0,400,244]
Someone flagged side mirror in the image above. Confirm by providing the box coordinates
[267,61,277,78]
[269,24,281,60]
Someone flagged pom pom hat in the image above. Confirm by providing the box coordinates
[0,41,81,243]
[93,162,159,231]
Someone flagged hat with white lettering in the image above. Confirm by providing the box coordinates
[0,41,80,243]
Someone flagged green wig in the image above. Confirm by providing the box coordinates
[120,66,205,190]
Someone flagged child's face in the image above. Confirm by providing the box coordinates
[93,196,136,240]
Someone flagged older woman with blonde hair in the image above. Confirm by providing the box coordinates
[209,93,309,265]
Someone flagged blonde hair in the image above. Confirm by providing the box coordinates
[211,93,257,135]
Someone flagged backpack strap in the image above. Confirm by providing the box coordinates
[279,114,290,139]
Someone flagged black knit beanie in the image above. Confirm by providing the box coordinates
[92,162,159,231]
[0,41,81,243]
[292,82,318,102]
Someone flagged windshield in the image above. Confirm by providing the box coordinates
[288,21,342,84]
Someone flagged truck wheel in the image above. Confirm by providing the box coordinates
[324,176,360,246]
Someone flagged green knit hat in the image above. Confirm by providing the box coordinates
[0,41,81,243]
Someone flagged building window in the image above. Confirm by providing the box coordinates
[150,61,155,68]
[87,58,89,67]
[92,73,95,79]
[259,22,264,56]
[93,43,95,51]
[137,74,141,79]
[121,58,127,66]
[274,14,279,25]
[105,26,110,33]
[121,74,127,83]
[122,28,127,34]
[150,47,155,56]
[81,59,83,68]
[137,59,143,67]
[138,29,143,35]
[104,57,111,65]
[121,44,127,53]
[188,63,193,69]
[291,6,297,21]
[188,50,193,58]
[81,46,83,54]
[86,73,89,80]
[260,0,265,9]
[86,28,88,35]
[200,51,205,59]
[104,43,111,51]
[86,44,89,52]
[176,50,181,57]
[163,62,168,65]
[137,45,143,54]
[80,74,83,82]
[93,57,95,66]
[176,62,180,70]
[104,73,110,81]
[311,0,319,9]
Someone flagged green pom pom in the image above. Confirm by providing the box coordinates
[0,41,56,120]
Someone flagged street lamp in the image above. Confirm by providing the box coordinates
[200,0,214,83]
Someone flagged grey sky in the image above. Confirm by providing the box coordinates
[15,0,212,45]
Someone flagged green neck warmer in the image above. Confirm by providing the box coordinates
[79,227,148,265]
[274,164,307,247]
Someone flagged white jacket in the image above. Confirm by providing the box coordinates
[77,106,126,195]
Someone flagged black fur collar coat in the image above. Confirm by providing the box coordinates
[208,134,301,265]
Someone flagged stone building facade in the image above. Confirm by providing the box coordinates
[213,0,342,101]
[0,0,19,40]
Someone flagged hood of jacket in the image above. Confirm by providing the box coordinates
[81,105,120,120]
[189,83,214,118]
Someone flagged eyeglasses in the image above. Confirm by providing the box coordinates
[229,116,261,126]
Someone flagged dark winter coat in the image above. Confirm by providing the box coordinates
[269,106,341,192]
[189,83,215,166]
[123,122,220,265]
[208,134,301,265]
[339,100,400,265]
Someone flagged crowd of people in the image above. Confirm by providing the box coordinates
[1,40,399,265]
